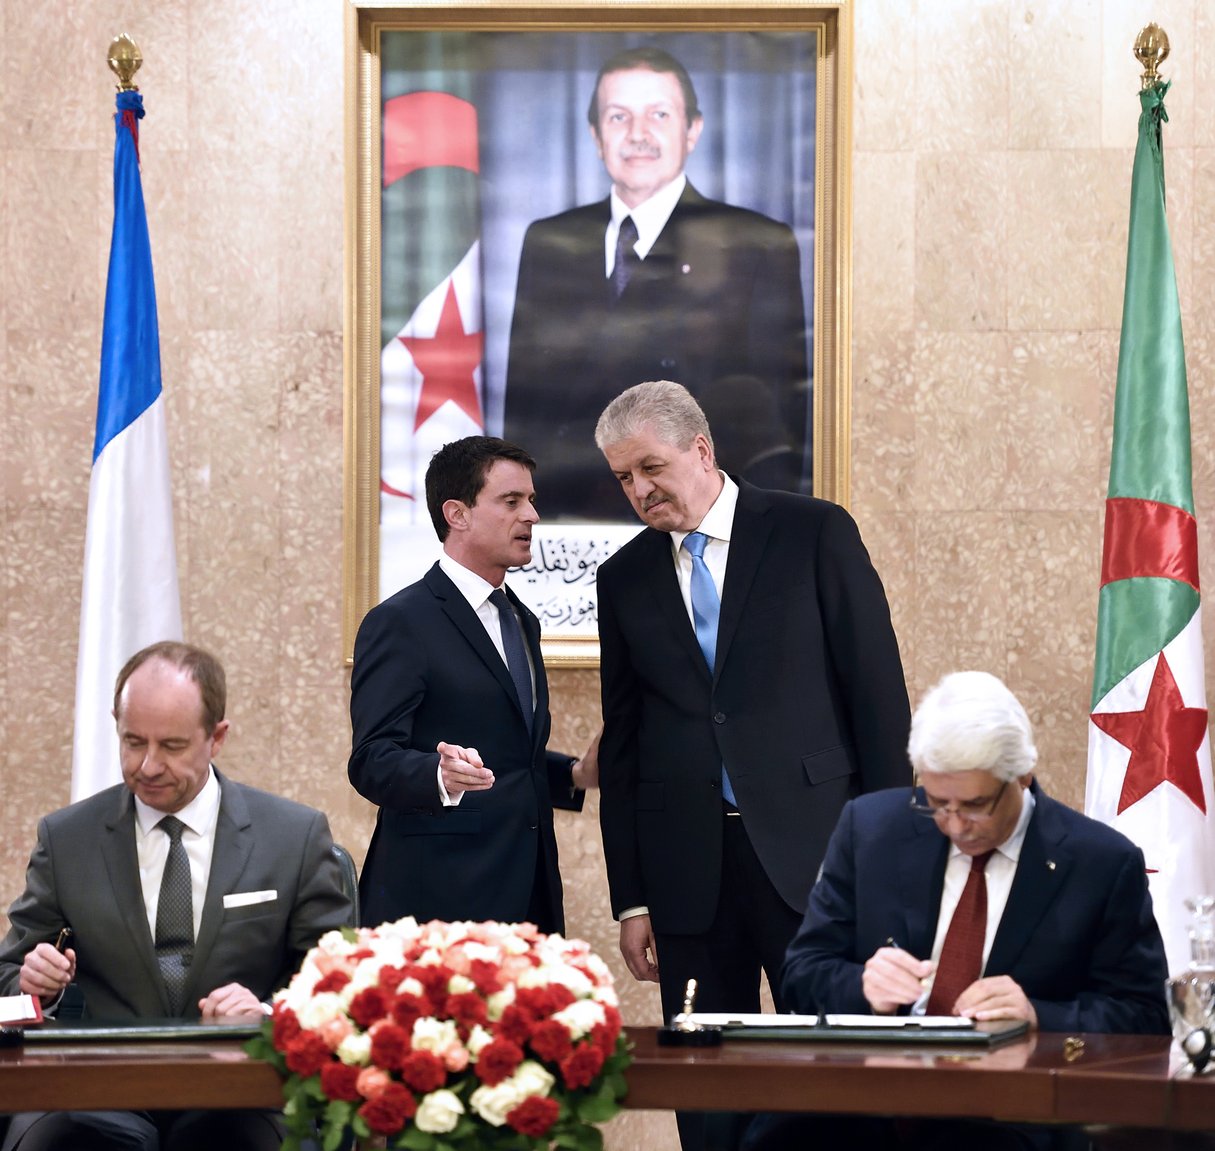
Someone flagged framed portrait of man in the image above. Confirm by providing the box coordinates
[344,2,854,664]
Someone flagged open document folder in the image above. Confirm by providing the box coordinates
[682,1013,1030,1046]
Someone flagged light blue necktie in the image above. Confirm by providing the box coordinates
[682,532,737,806]
[489,588,534,735]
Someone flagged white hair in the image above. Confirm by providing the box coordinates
[907,671,1037,782]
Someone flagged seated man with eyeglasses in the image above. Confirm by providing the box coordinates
[745,670,1169,1151]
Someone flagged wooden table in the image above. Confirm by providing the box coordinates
[0,1027,1210,1130]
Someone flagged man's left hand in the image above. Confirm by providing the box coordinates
[199,983,265,1019]
[571,728,602,790]
[953,975,1038,1027]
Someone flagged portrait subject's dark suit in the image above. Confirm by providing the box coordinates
[505,183,810,520]
[781,783,1170,1035]
[597,480,911,1025]
[349,564,583,934]
[0,772,352,1017]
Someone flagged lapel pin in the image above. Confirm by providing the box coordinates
[1047,860,1057,871]
[681,264,691,275]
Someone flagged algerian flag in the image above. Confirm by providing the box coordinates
[1086,78,1215,975]
[379,41,485,596]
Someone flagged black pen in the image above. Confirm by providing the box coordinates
[54,927,73,952]
[886,936,933,1011]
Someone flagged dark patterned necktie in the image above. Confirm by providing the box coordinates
[612,215,640,299]
[926,850,995,1016]
[154,815,194,1015]
[489,588,534,734]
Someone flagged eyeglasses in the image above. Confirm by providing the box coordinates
[909,778,1009,823]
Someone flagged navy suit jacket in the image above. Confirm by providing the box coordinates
[597,481,911,935]
[504,183,810,520]
[781,783,1171,1035]
[349,564,582,933]
[0,772,352,1018]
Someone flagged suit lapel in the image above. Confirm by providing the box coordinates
[636,528,706,676]
[101,789,167,1009]
[187,773,254,1006]
[897,816,952,958]
[987,787,1073,976]
[716,482,773,678]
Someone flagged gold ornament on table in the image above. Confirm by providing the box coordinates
[107,33,142,91]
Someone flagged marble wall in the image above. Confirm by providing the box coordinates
[2,1,1214,1147]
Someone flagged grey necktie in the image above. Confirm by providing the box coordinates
[489,588,534,734]
[612,215,640,299]
[154,815,194,1015]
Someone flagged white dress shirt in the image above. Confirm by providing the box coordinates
[604,174,688,277]
[133,766,222,941]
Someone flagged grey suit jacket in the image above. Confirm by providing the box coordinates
[0,771,353,1018]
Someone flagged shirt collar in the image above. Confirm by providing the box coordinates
[134,764,221,838]
[611,174,687,258]
[439,553,501,612]
[671,472,738,554]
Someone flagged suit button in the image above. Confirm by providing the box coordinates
[713,712,726,724]
[529,825,538,831]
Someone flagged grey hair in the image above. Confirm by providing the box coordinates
[594,381,715,454]
[907,671,1037,783]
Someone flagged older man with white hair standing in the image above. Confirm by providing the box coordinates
[746,670,1170,1151]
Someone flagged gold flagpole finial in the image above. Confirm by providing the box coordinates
[1134,24,1169,89]
[107,34,142,91]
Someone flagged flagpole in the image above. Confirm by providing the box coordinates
[108,32,142,90]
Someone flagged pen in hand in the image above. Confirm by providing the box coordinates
[885,936,934,1013]
[54,927,73,953]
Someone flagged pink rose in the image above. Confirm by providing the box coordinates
[356,1066,392,1100]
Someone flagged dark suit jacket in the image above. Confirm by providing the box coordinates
[349,564,583,934]
[781,783,1171,1035]
[0,772,352,1018]
[504,183,810,520]
[597,481,911,936]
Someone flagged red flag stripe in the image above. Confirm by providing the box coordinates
[1100,496,1199,591]
[383,92,479,186]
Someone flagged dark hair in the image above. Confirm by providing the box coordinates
[586,46,702,130]
[425,436,537,541]
[113,641,227,732]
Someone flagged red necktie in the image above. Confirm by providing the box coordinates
[926,850,994,1016]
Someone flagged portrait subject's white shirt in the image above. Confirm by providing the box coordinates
[604,174,688,276]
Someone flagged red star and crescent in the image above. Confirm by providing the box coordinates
[1090,652,1208,815]
[400,281,484,432]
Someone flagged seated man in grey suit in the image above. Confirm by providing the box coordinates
[745,671,1170,1151]
[0,640,353,1151]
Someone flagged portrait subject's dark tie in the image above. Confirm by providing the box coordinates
[926,850,995,1016]
[682,531,737,806]
[154,815,194,1016]
[612,215,640,299]
[490,588,534,734]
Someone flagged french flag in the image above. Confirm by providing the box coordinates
[72,90,181,801]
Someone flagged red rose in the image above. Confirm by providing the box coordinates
[271,1005,302,1050]
[475,1037,525,1086]
[506,1095,560,1137]
[313,970,352,995]
[369,1022,410,1071]
[284,1031,331,1078]
[529,1019,574,1064]
[391,991,427,1034]
[349,986,390,1030]
[358,1081,417,1135]
[560,1043,605,1089]
[407,964,450,1002]
[320,1061,362,1102]
[377,964,409,993]
[444,990,488,1033]
[400,1049,447,1094]
[468,957,503,995]
[515,984,574,1019]
[497,1004,534,1046]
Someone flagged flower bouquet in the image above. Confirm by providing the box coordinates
[246,918,631,1151]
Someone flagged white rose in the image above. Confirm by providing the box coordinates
[415,1089,464,1133]
[295,992,347,1031]
[466,1024,495,1056]
[518,963,592,999]
[398,976,425,998]
[412,1017,460,1053]
[486,986,515,1021]
[336,1031,372,1066]
[552,999,606,1040]
[513,1060,556,1098]
[447,973,475,995]
[469,1081,522,1127]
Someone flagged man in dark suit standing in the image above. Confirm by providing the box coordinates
[349,436,596,934]
[505,46,810,520]
[746,670,1169,1150]
[0,640,353,1151]
[594,381,911,1149]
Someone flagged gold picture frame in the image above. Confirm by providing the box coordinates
[343,0,853,665]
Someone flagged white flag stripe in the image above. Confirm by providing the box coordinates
[72,394,182,801]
